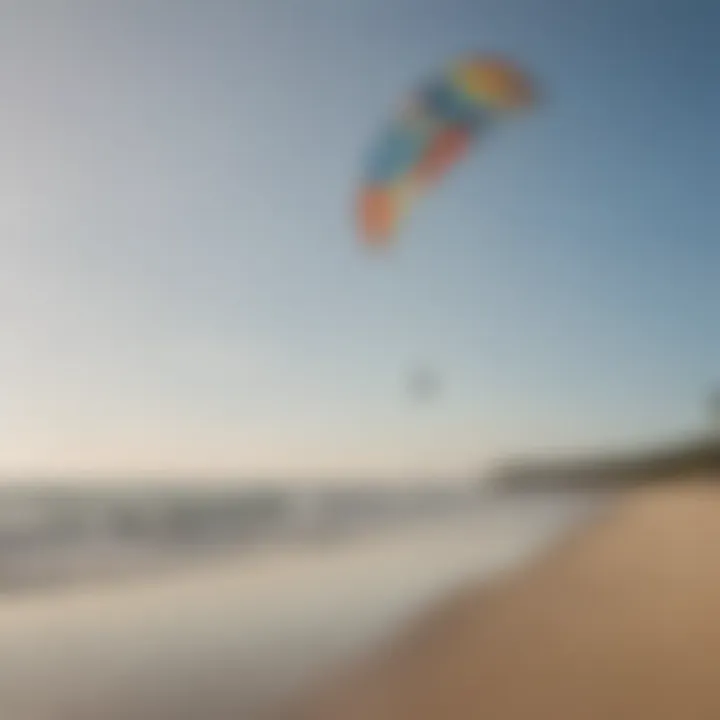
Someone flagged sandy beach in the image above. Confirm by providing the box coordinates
[288,482,720,719]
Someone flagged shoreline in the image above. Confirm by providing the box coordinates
[0,497,594,719]
[288,481,720,719]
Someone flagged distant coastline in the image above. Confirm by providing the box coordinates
[488,435,720,492]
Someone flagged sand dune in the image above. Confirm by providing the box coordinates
[288,482,720,719]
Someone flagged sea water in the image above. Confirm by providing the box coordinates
[0,489,604,719]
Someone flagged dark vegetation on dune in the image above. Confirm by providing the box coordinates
[490,436,720,492]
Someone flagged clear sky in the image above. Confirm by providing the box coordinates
[0,0,717,479]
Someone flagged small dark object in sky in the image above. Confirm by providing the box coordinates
[408,368,441,402]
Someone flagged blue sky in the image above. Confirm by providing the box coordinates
[0,0,717,478]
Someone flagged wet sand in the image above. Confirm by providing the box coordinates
[289,482,720,720]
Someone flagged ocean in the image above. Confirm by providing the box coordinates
[0,486,605,719]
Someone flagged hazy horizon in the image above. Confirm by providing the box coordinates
[1,0,716,480]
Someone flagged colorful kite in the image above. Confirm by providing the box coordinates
[357,55,536,245]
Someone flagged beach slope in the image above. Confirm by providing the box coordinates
[290,482,720,720]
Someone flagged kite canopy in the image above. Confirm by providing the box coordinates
[357,55,535,245]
